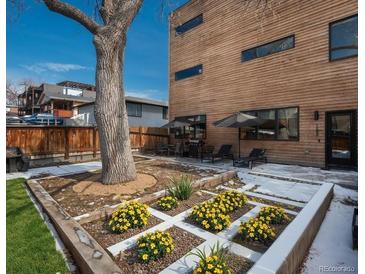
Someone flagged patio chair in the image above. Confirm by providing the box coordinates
[233,148,267,169]
[201,144,233,163]
[155,143,169,155]
[188,142,200,158]
[173,142,183,157]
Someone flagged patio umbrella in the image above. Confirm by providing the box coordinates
[161,119,192,128]
[213,112,266,156]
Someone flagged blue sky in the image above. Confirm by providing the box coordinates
[6,0,188,101]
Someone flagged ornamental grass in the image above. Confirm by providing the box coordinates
[190,242,231,274]
[137,230,174,263]
[108,201,151,233]
[167,175,194,200]
[156,196,178,211]
[257,206,290,224]
[238,217,276,244]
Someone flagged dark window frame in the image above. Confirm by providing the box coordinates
[174,114,207,140]
[175,14,203,35]
[127,102,142,117]
[329,14,358,62]
[162,107,168,120]
[175,64,203,81]
[241,35,295,62]
[240,106,300,142]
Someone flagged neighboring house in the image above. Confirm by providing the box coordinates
[37,83,95,118]
[169,0,357,169]
[6,105,19,115]
[76,96,169,127]
[18,81,96,118]
[18,86,43,116]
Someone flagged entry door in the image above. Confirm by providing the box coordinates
[326,110,357,168]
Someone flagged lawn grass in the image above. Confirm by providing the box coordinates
[7,178,69,274]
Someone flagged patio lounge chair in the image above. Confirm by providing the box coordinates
[233,148,267,169]
[201,144,233,163]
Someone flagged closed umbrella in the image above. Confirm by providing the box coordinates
[213,112,265,156]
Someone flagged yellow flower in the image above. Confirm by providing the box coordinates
[142,254,149,261]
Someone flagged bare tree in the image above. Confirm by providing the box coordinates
[6,80,19,105]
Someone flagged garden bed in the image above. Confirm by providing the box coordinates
[150,191,213,216]
[115,226,204,274]
[38,159,223,217]
[82,215,163,250]
[232,215,295,253]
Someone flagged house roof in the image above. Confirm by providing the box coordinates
[57,80,96,91]
[37,83,96,105]
[75,96,168,108]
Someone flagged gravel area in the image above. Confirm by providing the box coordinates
[116,226,204,274]
[225,252,254,274]
[82,215,163,249]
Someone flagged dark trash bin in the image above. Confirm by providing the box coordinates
[6,147,30,173]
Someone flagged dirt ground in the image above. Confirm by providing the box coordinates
[39,159,222,217]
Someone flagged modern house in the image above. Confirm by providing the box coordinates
[37,83,96,118]
[17,85,43,116]
[169,0,357,169]
[76,96,169,127]
[18,81,96,118]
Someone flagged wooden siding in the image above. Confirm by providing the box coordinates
[169,0,358,167]
[6,126,169,157]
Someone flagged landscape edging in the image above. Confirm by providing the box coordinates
[247,183,334,274]
[26,179,122,274]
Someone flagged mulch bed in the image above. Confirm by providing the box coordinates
[232,217,294,253]
[115,226,204,274]
[150,192,213,216]
[225,252,254,274]
[38,159,222,217]
[82,215,163,249]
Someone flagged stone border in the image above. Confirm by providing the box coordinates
[247,183,334,274]
[26,180,122,274]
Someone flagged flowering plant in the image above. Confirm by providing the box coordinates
[258,206,290,224]
[108,201,150,233]
[190,200,231,232]
[137,230,174,263]
[238,217,275,244]
[213,191,248,213]
[156,196,178,211]
[190,242,231,274]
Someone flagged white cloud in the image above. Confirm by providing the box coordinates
[21,62,90,73]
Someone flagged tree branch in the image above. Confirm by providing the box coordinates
[43,0,100,34]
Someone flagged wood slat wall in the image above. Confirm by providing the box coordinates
[6,126,169,157]
[169,0,357,167]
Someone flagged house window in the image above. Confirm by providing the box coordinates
[242,35,295,62]
[175,14,203,35]
[162,107,168,120]
[175,64,203,81]
[174,115,206,139]
[329,15,357,61]
[127,102,142,117]
[241,107,299,141]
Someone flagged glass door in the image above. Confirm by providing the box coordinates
[326,110,357,168]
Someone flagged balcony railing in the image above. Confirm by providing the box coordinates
[53,109,73,118]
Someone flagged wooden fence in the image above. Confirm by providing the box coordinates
[6,125,169,158]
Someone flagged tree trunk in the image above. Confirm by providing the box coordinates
[93,34,137,184]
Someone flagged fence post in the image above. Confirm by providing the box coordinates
[139,126,143,150]
[64,127,69,159]
[93,127,97,158]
